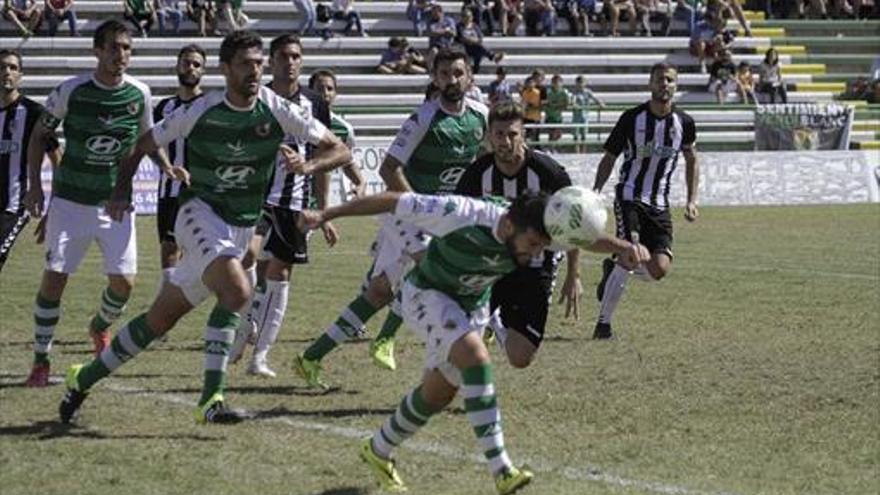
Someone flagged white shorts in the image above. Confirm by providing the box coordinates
[400,279,490,387]
[366,214,431,288]
[44,196,137,275]
[170,198,255,306]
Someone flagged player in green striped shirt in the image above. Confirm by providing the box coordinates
[57,30,351,425]
[22,20,162,387]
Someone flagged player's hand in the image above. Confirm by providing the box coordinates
[279,144,312,175]
[684,201,699,222]
[297,209,324,232]
[34,213,48,244]
[349,181,367,200]
[106,189,133,223]
[23,187,45,218]
[166,165,191,187]
[619,242,650,270]
[321,221,339,247]
[558,272,582,320]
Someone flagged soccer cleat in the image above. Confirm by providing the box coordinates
[59,364,88,424]
[369,337,397,371]
[90,330,111,357]
[247,357,277,378]
[359,438,407,493]
[229,318,256,365]
[495,465,534,495]
[293,354,328,390]
[194,393,246,424]
[26,362,51,388]
[596,257,615,302]
[592,322,613,340]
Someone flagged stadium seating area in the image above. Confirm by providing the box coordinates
[1,0,878,151]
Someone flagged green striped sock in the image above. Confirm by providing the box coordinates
[199,305,240,406]
[371,386,435,458]
[462,364,512,475]
[33,293,60,364]
[375,310,403,341]
[90,287,130,333]
[77,314,156,391]
[304,295,378,361]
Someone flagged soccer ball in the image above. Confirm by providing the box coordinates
[543,186,608,250]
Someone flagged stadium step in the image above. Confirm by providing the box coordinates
[781,64,827,75]
[795,82,846,93]
[853,140,880,150]
[757,44,807,55]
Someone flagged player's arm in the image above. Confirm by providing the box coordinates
[301,191,404,229]
[592,151,617,194]
[682,117,699,222]
[380,110,431,192]
[288,130,351,176]
[559,247,582,319]
[342,162,367,199]
[107,131,161,222]
[23,118,56,218]
[378,153,412,192]
[593,112,628,193]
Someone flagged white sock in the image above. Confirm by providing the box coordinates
[598,265,630,325]
[254,280,289,361]
[633,265,656,283]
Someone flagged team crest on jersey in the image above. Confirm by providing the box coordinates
[127,101,140,116]
[255,122,271,137]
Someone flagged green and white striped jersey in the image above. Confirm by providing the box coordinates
[152,86,327,226]
[43,73,153,205]
[329,111,355,149]
[395,193,514,312]
[387,98,488,195]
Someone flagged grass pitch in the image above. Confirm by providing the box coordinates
[0,204,878,495]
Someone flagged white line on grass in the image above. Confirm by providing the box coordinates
[2,373,740,495]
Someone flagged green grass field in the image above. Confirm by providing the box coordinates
[0,204,878,495]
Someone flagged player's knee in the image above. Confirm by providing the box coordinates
[364,276,393,307]
[216,283,251,312]
[39,270,68,299]
[507,349,535,369]
[108,276,134,298]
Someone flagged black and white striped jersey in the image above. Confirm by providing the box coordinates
[456,147,572,271]
[604,102,696,210]
[265,86,330,211]
[153,94,204,199]
[1,96,44,214]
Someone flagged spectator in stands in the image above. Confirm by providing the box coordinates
[489,66,514,106]
[667,0,699,35]
[407,0,430,35]
[708,49,737,104]
[43,0,77,37]
[689,11,732,73]
[214,0,244,34]
[465,77,487,104]
[531,68,548,101]
[502,0,523,35]
[463,0,496,34]
[292,0,317,35]
[122,0,155,37]
[521,76,542,141]
[634,0,669,36]
[329,0,367,36]
[156,0,184,35]
[377,36,427,74]
[523,0,554,35]
[576,0,598,35]
[757,47,787,103]
[604,0,637,36]
[570,74,604,150]
[3,0,43,37]
[706,0,751,36]
[735,61,757,104]
[186,0,214,37]
[427,3,457,62]
[553,0,580,35]
[545,74,569,142]
[457,9,504,74]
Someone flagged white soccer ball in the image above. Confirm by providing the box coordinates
[543,186,608,250]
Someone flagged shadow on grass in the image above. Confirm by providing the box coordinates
[146,385,360,397]
[252,405,396,420]
[0,421,221,442]
[310,488,369,495]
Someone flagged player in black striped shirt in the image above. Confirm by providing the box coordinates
[592,62,700,340]
[152,44,206,285]
[0,49,60,274]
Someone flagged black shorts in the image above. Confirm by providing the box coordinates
[0,210,30,271]
[157,197,181,244]
[490,267,554,348]
[263,206,309,265]
[613,199,674,259]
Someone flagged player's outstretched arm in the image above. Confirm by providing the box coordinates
[283,130,352,176]
[588,235,651,269]
[683,147,699,222]
[558,248,583,320]
[107,132,160,222]
[300,192,404,230]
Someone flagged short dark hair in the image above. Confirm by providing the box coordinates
[220,30,263,64]
[649,62,677,80]
[432,47,469,73]
[0,49,22,70]
[507,190,550,239]
[738,61,750,69]
[489,102,524,126]
[178,43,206,63]
[308,69,336,90]
[496,66,506,76]
[93,20,130,49]
[269,34,302,58]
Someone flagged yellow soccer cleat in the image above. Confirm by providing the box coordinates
[495,465,534,495]
[369,337,397,371]
[293,354,329,390]
[359,438,407,493]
